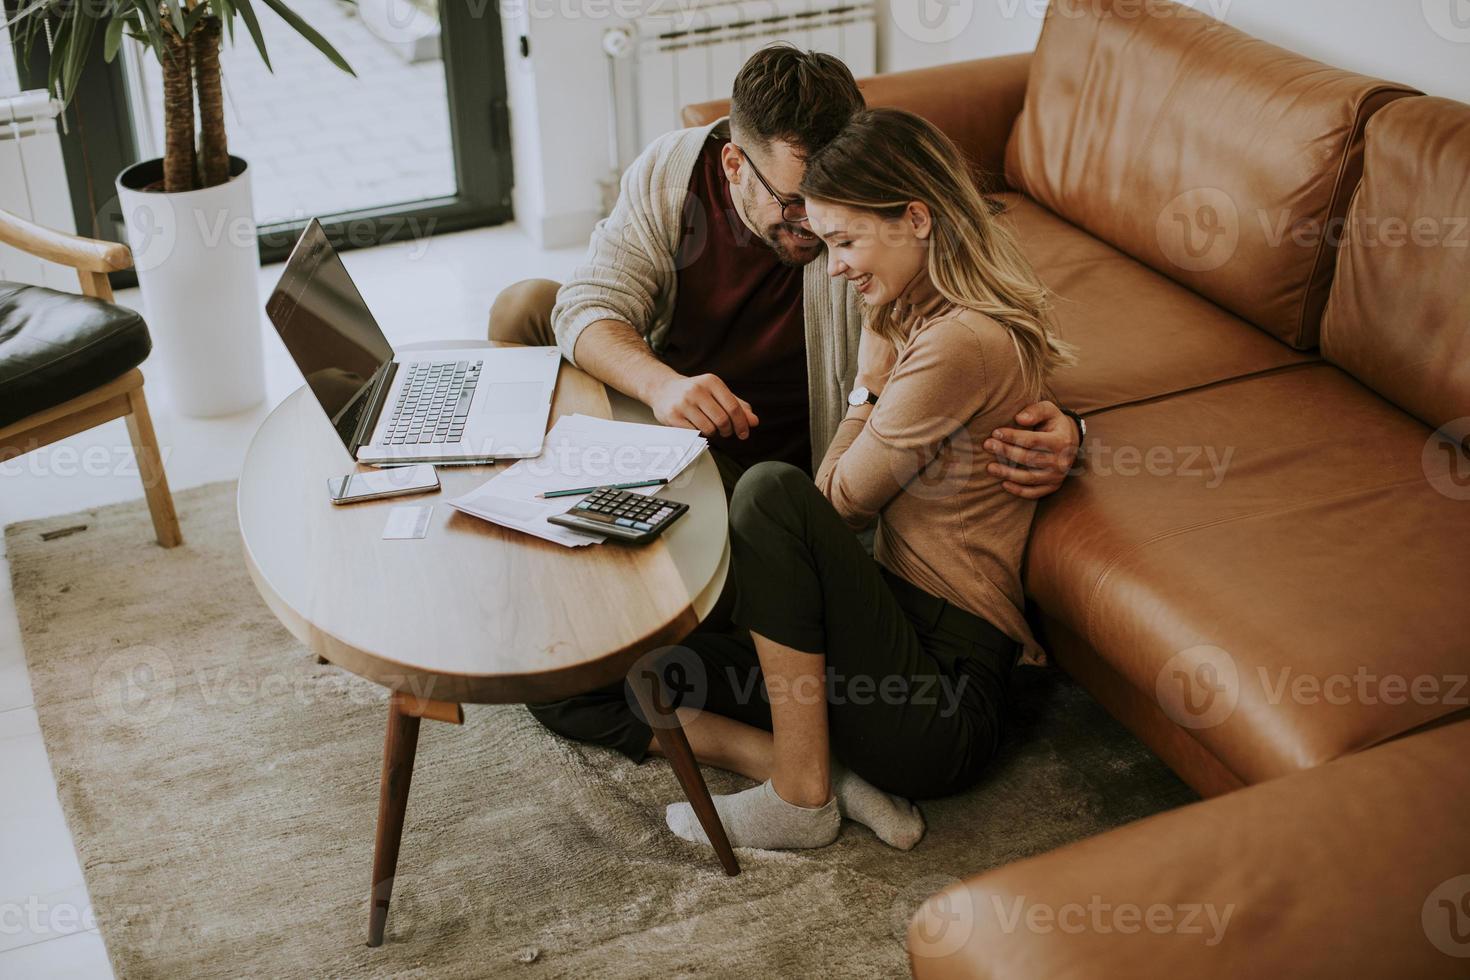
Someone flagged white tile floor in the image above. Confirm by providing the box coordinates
[0,221,582,976]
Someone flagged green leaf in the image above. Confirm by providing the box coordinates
[217,0,236,43]
[104,15,127,62]
[230,0,272,70]
[61,10,97,108]
[0,0,54,33]
[132,0,165,47]
[182,3,211,34]
[258,0,355,75]
[164,0,186,38]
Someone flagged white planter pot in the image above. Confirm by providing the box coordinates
[116,155,266,418]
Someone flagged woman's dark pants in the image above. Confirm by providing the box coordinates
[527,461,1018,800]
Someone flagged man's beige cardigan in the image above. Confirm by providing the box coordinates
[551,119,865,472]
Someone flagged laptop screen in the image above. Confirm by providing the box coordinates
[265,219,395,451]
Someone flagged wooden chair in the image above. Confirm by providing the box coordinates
[0,209,182,548]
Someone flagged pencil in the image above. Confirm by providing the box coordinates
[537,478,668,499]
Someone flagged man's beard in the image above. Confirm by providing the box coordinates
[740,181,822,267]
[762,222,824,267]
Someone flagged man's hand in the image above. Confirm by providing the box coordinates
[651,373,760,439]
[984,400,1080,500]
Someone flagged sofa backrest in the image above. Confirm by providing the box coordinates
[1005,0,1418,350]
[1321,97,1470,431]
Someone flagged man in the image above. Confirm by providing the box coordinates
[488,45,1083,493]
[491,47,1085,845]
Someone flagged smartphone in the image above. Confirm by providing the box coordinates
[328,464,440,505]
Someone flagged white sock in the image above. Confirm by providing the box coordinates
[832,762,925,851]
[665,779,840,850]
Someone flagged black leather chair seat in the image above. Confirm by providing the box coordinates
[0,281,152,428]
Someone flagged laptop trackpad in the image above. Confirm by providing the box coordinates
[479,381,546,414]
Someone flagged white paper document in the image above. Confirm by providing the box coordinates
[445,414,707,546]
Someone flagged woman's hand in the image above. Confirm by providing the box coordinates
[855,327,898,396]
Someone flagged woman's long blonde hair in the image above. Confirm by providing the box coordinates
[800,108,1077,399]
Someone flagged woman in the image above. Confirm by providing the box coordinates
[532,108,1075,851]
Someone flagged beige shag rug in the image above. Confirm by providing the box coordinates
[6,482,1195,978]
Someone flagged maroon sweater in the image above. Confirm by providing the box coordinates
[662,134,810,472]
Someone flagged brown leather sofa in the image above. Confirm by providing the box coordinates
[684,0,1470,975]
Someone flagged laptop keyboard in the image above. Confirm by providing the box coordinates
[382,360,482,445]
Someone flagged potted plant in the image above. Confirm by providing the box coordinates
[6,0,355,417]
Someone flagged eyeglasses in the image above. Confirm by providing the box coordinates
[736,146,807,224]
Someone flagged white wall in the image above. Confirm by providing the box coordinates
[507,0,1470,249]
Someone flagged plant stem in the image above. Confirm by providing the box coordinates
[192,15,230,188]
[161,18,197,193]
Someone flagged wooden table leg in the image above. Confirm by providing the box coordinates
[368,692,464,947]
[629,668,740,877]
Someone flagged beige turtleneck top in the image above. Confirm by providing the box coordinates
[814,274,1043,661]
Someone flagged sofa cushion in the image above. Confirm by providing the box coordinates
[682,54,1034,186]
[0,282,151,429]
[1322,96,1470,431]
[994,193,1315,414]
[910,720,1470,980]
[1025,363,1470,784]
[1005,0,1418,349]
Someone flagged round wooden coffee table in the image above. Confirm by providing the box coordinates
[238,342,736,946]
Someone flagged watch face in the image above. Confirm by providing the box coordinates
[848,386,869,406]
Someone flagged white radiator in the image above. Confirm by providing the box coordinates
[626,0,876,154]
[0,90,78,291]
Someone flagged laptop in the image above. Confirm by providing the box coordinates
[265,219,560,466]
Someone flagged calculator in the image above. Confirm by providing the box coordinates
[547,487,690,543]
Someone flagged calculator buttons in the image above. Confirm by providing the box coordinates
[547,487,689,543]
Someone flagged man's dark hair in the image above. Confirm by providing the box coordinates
[729,44,865,158]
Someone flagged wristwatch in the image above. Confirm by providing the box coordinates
[1060,406,1087,452]
[847,386,878,408]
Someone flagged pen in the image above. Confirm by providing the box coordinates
[537,478,668,499]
